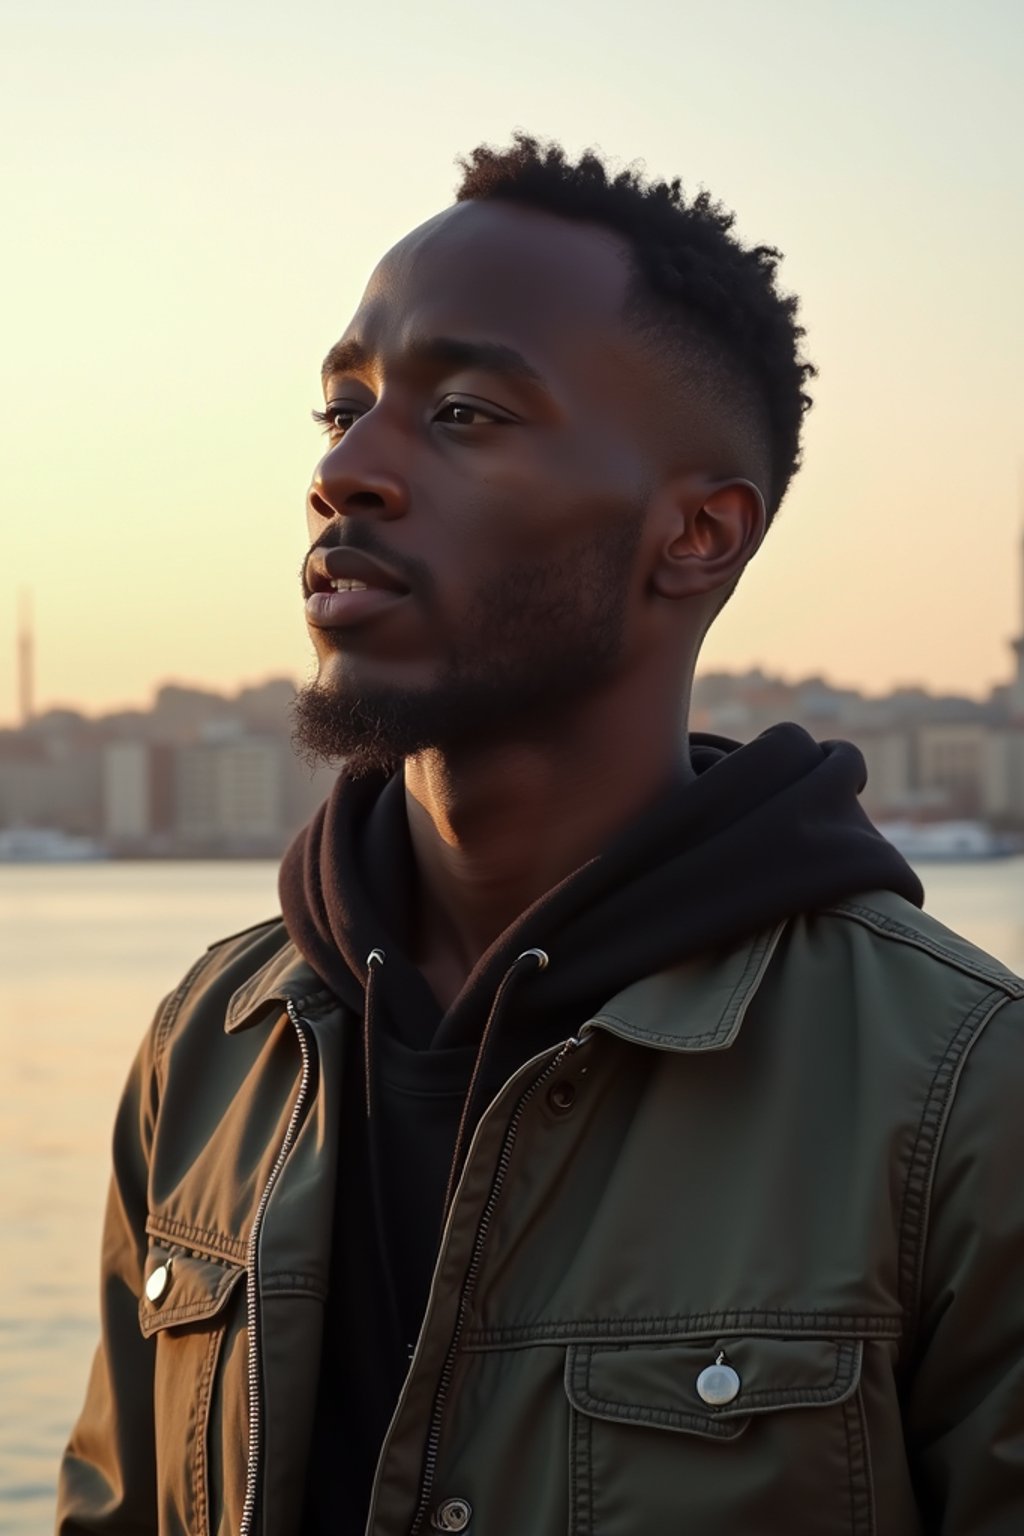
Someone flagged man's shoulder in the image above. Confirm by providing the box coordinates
[152,914,298,1056]
[781,890,1024,1087]
[197,911,294,991]
[819,888,1024,1001]
[773,893,1024,1138]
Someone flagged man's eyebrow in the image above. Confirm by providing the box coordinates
[320,339,371,383]
[320,335,548,389]
[406,336,548,387]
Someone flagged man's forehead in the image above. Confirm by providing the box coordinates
[342,201,634,357]
[384,198,629,285]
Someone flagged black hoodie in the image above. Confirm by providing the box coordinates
[280,724,922,1530]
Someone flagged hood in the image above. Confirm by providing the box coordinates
[279,723,923,1059]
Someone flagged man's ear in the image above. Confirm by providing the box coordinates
[650,478,767,600]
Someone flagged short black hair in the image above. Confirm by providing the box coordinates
[455,134,815,521]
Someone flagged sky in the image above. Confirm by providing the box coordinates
[2,0,1022,723]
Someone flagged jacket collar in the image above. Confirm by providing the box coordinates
[225,919,788,1052]
[584,920,787,1053]
[225,942,337,1033]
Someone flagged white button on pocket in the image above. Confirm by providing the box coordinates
[695,1355,741,1406]
[145,1261,172,1303]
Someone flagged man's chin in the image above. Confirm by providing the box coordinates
[289,678,440,779]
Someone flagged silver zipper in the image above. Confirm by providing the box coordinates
[406,1036,582,1535]
[363,1037,581,1534]
[238,999,314,1536]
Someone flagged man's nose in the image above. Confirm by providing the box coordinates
[307,429,409,525]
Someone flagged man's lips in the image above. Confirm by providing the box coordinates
[304,546,412,629]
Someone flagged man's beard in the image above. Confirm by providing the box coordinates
[291,515,644,777]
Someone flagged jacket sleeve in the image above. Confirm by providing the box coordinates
[55,1011,163,1534]
[903,994,1024,1532]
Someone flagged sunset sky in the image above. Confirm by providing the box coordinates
[2,0,1022,724]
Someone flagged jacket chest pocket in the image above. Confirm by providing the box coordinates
[565,1335,871,1536]
[139,1242,247,1536]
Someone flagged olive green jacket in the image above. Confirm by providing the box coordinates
[58,891,1024,1535]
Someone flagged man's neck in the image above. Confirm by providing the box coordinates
[403,712,691,1009]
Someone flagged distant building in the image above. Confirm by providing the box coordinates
[855,729,915,819]
[0,722,102,833]
[915,723,991,818]
[17,591,34,726]
[1009,525,1024,723]
[688,521,1024,828]
[174,731,284,852]
[0,735,50,826]
[103,741,151,842]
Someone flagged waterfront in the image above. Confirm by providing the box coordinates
[0,863,281,1535]
[2,858,1023,1531]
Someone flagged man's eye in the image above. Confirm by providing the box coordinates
[434,401,498,427]
[311,405,362,436]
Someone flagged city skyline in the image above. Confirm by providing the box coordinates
[5,646,1022,732]
[5,504,1024,849]
[9,512,1024,729]
[6,611,1024,854]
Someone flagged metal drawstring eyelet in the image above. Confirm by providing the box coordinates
[516,947,549,970]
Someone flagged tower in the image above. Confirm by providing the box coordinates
[1005,459,1024,719]
[1010,520,1024,719]
[17,589,33,726]
[1003,499,1024,821]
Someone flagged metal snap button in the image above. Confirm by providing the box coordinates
[144,1261,172,1304]
[696,1352,740,1406]
[431,1497,472,1531]
[546,1080,576,1114]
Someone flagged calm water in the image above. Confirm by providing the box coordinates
[2,858,1024,1532]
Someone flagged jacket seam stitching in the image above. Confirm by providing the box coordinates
[153,949,223,1072]
[573,1395,743,1438]
[698,925,774,1044]
[827,901,1024,995]
[571,1396,593,1536]
[718,921,787,1034]
[462,1312,902,1348]
[228,982,333,1027]
[146,1215,249,1264]
[138,1263,244,1333]
[897,990,1008,1339]
[193,1325,219,1536]
[589,1012,732,1048]
[852,1384,876,1536]
[140,1293,237,1331]
[227,950,334,1027]
[571,1394,741,1433]
[261,1272,327,1299]
[589,924,786,1050]
[572,1339,856,1426]
[841,1397,858,1536]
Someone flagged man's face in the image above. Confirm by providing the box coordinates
[295,200,669,772]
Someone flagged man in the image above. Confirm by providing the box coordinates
[59,135,1024,1534]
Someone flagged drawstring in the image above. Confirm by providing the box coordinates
[363,947,385,1117]
[439,947,549,1226]
[360,943,549,1371]
[361,947,405,1370]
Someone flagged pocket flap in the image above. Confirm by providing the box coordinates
[138,1242,246,1337]
[565,1337,863,1440]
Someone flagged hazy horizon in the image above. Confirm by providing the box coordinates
[3,0,1022,723]
[4,651,1017,732]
